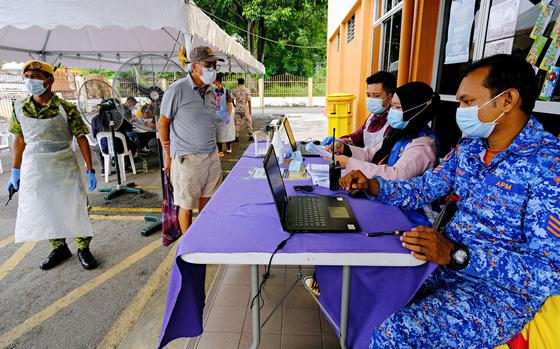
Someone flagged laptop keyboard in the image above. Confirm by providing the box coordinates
[291,197,328,227]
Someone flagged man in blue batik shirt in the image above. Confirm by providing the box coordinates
[340,54,560,348]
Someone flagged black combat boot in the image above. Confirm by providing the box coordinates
[40,244,72,270]
[77,248,98,270]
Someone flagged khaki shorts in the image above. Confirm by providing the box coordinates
[171,151,222,210]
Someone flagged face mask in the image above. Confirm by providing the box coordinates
[387,102,429,129]
[211,83,218,89]
[25,78,48,96]
[366,97,386,114]
[455,91,506,138]
[199,68,217,85]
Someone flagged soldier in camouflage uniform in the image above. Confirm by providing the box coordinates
[340,54,560,348]
[8,60,98,270]
[232,78,254,141]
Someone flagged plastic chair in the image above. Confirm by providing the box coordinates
[96,132,136,183]
[0,128,12,174]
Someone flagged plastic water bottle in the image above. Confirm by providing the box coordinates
[143,159,148,173]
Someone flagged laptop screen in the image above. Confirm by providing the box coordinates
[263,146,288,228]
[282,117,298,151]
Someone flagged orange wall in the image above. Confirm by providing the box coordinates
[409,0,441,84]
[327,0,442,130]
[326,0,375,130]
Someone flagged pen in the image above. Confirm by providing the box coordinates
[366,230,404,237]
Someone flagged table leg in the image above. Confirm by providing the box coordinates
[249,264,261,349]
[340,265,351,349]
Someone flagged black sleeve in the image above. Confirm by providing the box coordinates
[342,144,353,157]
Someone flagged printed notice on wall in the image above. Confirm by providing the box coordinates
[445,0,475,64]
[486,0,521,42]
[484,38,515,57]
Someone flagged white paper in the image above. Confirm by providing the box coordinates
[484,37,515,57]
[305,143,332,158]
[445,0,476,64]
[486,0,521,42]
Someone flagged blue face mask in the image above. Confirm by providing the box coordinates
[387,109,407,129]
[366,97,387,114]
[25,78,48,96]
[387,102,429,129]
[455,91,506,138]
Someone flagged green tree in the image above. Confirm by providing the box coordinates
[194,0,327,77]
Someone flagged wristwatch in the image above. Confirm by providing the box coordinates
[449,243,470,270]
[87,169,96,174]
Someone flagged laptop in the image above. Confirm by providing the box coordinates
[263,146,360,233]
[282,117,321,157]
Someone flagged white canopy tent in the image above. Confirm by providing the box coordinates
[0,0,265,74]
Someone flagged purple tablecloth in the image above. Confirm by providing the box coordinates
[158,145,436,348]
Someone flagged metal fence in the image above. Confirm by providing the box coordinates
[264,74,308,97]
[0,71,80,120]
[221,73,325,98]
[0,71,327,121]
[221,73,260,96]
[0,74,26,120]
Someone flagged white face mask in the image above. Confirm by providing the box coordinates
[199,68,217,85]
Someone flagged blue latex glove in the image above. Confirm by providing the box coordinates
[321,136,340,146]
[87,171,97,192]
[6,168,20,193]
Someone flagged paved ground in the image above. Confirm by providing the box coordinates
[0,107,325,349]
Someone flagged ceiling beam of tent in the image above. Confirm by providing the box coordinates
[160,28,183,63]
[0,45,42,54]
[40,29,52,61]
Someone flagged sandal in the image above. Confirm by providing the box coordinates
[303,275,321,297]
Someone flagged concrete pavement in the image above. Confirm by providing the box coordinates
[0,107,328,349]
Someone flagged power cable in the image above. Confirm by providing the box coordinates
[250,234,293,310]
[187,2,327,50]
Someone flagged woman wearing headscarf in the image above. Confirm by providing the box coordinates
[307,82,441,298]
[331,81,439,180]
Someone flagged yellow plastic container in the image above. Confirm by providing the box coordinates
[326,93,356,137]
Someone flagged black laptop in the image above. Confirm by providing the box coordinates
[282,117,321,157]
[263,146,360,233]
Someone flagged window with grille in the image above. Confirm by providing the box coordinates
[347,15,355,44]
[337,32,340,51]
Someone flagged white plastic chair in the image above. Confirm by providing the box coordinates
[0,127,13,174]
[96,132,136,183]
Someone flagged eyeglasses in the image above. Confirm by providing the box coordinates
[199,62,219,72]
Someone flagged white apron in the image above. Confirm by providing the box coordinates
[216,115,236,143]
[14,101,92,242]
[216,89,235,143]
[363,113,390,149]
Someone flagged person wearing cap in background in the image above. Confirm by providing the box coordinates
[232,77,254,142]
[7,60,98,270]
[158,47,224,235]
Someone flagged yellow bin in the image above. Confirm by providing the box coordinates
[326,93,356,137]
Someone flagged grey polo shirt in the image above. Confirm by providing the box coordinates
[161,74,217,157]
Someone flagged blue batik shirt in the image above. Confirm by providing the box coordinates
[374,116,560,299]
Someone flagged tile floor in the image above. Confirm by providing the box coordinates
[191,265,340,349]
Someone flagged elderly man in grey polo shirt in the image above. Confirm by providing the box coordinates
[159,47,224,234]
